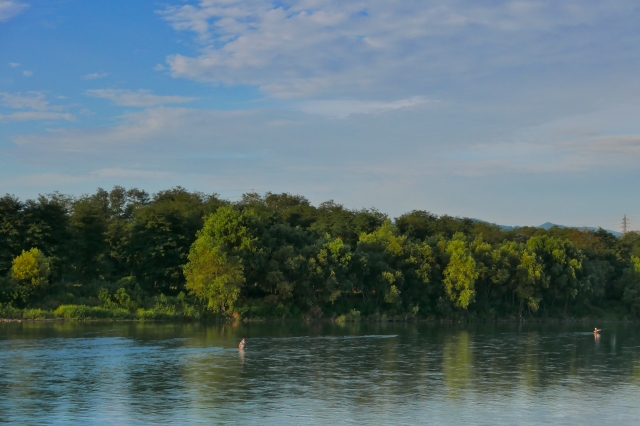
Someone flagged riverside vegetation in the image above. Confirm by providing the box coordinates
[2,187,640,321]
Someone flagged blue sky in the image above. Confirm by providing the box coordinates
[2,0,640,230]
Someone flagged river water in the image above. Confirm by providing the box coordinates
[0,321,639,425]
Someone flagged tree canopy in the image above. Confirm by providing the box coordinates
[1,187,639,320]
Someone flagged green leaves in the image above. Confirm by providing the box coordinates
[184,237,245,313]
[442,233,478,309]
[12,248,50,288]
[4,187,640,320]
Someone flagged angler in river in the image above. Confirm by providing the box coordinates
[238,338,246,349]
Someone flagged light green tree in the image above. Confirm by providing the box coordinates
[514,248,547,317]
[183,206,256,313]
[184,235,245,313]
[442,233,478,309]
[9,248,51,304]
[12,248,50,287]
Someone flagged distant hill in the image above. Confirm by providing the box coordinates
[473,219,622,237]
[537,222,622,237]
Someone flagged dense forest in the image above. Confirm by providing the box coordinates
[2,186,640,321]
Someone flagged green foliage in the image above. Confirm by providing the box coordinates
[442,233,478,309]
[184,234,245,313]
[54,305,131,320]
[622,257,640,317]
[0,303,21,319]
[11,248,51,287]
[22,308,54,319]
[6,248,51,306]
[1,187,638,320]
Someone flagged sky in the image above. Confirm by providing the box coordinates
[1,0,640,230]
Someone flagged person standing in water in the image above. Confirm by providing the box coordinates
[594,328,601,333]
[238,338,246,349]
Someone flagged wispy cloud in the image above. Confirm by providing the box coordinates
[9,62,20,67]
[0,0,28,23]
[86,89,197,107]
[159,0,637,98]
[83,72,108,80]
[299,97,434,118]
[22,70,32,77]
[0,92,74,121]
[0,111,75,122]
[1,91,61,111]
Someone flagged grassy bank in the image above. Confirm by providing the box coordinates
[0,304,206,321]
[1,303,632,323]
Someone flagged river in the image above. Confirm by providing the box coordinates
[1,321,638,424]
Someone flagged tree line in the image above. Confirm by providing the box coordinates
[2,186,640,320]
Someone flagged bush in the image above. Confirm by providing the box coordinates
[22,308,54,319]
[0,303,21,319]
[53,305,131,320]
[335,309,361,323]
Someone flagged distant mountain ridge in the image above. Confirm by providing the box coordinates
[536,222,622,237]
[474,219,622,237]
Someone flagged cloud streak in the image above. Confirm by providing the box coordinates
[0,111,75,122]
[1,91,62,111]
[0,0,27,22]
[0,92,74,121]
[159,0,638,98]
[86,89,197,107]
[299,97,434,118]
[83,72,109,80]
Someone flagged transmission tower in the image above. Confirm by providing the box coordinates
[622,214,629,235]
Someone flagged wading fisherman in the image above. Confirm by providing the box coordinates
[238,338,246,349]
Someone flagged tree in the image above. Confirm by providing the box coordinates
[621,256,640,317]
[126,187,226,290]
[395,210,438,241]
[9,248,51,305]
[12,248,51,287]
[183,205,260,312]
[0,195,25,275]
[527,235,583,314]
[514,248,547,317]
[442,233,478,309]
[184,237,244,313]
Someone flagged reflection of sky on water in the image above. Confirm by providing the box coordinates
[0,323,639,424]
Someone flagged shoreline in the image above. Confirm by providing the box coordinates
[1,317,633,324]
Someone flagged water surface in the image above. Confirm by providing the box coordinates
[1,322,639,425]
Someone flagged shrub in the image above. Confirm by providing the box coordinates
[22,308,54,319]
[0,303,21,319]
[53,305,131,320]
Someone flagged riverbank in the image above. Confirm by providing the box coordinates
[0,305,633,323]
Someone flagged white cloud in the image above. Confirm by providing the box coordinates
[86,89,197,107]
[83,72,108,80]
[1,91,62,111]
[9,62,20,67]
[13,102,640,175]
[0,0,27,23]
[159,0,638,98]
[0,111,75,122]
[299,97,434,118]
[22,70,32,77]
[0,92,74,121]
[440,102,640,175]
[9,102,640,225]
